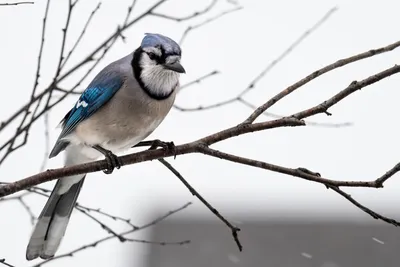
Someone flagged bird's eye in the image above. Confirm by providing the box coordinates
[147,52,156,60]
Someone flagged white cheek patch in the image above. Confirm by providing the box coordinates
[140,64,179,97]
[141,55,156,66]
[138,49,181,97]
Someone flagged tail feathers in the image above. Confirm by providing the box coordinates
[26,177,85,260]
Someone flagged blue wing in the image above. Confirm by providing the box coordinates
[49,70,124,158]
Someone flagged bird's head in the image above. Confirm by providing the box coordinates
[132,33,185,99]
[140,33,185,74]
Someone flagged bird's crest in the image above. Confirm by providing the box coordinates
[141,33,181,55]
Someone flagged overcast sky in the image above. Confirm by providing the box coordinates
[1,0,400,266]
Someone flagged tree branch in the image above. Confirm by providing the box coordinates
[0,1,33,6]
[244,41,400,124]
[1,61,399,197]
[291,65,400,120]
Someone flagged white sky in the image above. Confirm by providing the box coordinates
[1,0,400,266]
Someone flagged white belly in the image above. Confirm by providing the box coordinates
[65,116,164,159]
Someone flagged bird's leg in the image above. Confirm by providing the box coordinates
[133,139,176,158]
[132,140,155,148]
[92,145,122,174]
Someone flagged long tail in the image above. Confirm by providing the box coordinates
[26,146,91,260]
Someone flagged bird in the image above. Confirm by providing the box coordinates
[26,33,185,261]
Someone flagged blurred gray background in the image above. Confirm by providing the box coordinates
[143,213,400,267]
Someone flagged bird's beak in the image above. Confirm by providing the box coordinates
[163,61,186,73]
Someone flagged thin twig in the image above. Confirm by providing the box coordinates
[375,162,400,187]
[31,0,50,98]
[0,191,30,201]
[0,259,15,267]
[244,44,400,124]
[122,238,190,246]
[0,192,37,224]
[0,1,33,6]
[150,0,217,22]
[179,70,220,91]
[75,206,127,242]
[54,0,75,78]
[60,2,101,69]
[118,0,137,42]
[240,6,338,99]
[122,0,137,25]
[238,98,353,128]
[76,204,139,229]
[179,6,243,45]
[175,7,338,113]
[39,112,50,172]
[19,197,36,225]
[158,158,242,251]
[328,185,400,226]
[174,97,238,111]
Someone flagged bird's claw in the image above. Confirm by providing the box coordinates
[165,141,177,159]
[92,145,122,174]
[132,139,177,158]
[149,139,174,150]
[103,150,122,174]
[296,167,321,177]
[149,140,176,159]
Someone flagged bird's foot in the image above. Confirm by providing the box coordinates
[103,151,122,174]
[92,145,122,174]
[149,139,175,151]
[134,139,176,158]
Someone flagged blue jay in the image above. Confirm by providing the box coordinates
[26,33,185,260]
